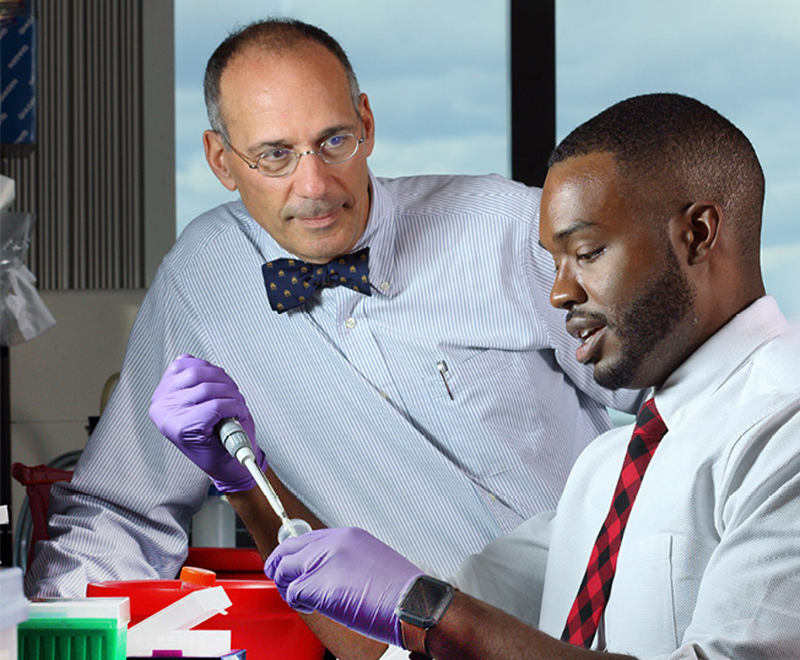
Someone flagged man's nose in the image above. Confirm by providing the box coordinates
[291,151,333,197]
[550,263,587,310]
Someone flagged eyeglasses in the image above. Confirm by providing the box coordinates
[225,124,366,178]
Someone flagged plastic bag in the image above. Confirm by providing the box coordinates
[1,181,56,345]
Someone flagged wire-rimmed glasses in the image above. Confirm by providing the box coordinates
[224,122,366,178]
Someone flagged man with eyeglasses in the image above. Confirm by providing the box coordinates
[26,18,641,599]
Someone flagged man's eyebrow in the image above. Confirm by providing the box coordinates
[552,220,597,242]
[247,138,291,153]
[538,220,598,252]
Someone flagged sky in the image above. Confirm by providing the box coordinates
[175,0,799,320]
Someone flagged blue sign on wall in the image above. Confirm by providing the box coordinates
[1,0,36,145]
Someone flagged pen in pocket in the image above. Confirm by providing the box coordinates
[437,360,454,400]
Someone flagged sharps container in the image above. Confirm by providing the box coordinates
[88,574,326,660]
[0,568,28,660]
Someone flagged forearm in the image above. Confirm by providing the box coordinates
[426,591,636,660]
[226,478,387,660]
[302,613,388,660]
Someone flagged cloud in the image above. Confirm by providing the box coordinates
[556,1,800,139]
[762,243,800,322]
[763,177,800,243]
[175,87,207,145]
[371,132,509,178]
[366,67,507,140]
[176,159,237,234]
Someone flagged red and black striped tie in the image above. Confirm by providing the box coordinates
[561,397,668,648]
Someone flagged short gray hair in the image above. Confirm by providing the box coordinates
[204,18,361,144]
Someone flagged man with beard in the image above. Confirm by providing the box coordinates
[261,93,800,660]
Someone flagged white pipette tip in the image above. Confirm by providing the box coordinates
[278,518,313,543]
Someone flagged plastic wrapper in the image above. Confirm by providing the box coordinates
[1,176,56,346]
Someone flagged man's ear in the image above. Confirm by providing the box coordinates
[681,201,722,265]
[357,93,376,159]
[203,130,238,192]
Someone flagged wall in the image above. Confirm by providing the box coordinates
[9,289,145,524]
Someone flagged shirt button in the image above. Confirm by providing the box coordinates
[345,318,357,329]
[380,281,390,292]
[489,493,497,501]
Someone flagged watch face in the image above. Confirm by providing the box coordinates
[398,576,454,628]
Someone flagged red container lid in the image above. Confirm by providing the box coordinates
[184,548,266,581]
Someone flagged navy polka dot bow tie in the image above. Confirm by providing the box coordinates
[262,247,371,313]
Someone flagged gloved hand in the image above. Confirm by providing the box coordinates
[265,527,424,648]
[149,353,268,492]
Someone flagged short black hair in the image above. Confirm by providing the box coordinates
[204,18,361,142]
[550,93,765,265]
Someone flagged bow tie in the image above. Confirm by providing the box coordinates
[262,247,371,313]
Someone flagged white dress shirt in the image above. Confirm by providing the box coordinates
[27,172,640,596]
[455,296,800,659]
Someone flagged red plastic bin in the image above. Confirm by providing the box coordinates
[87,578,326,660]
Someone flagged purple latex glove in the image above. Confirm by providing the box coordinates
[149,353,268,493]
[265,527,424,647]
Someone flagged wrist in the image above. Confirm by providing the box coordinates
[211,465,256,493]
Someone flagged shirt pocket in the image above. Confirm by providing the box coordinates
[602,534,679,655]
[424,347,524,399]
[417,348,532,479]
[420,346,590,487]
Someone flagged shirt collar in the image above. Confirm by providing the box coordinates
[654,295,788,428]
[352,170,397,299]
[248,169,397,299]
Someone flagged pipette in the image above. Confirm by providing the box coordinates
[217,418,311,542]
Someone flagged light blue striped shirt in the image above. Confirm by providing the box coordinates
[27,172,641,596]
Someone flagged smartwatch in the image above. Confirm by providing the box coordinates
[395,575,455,654]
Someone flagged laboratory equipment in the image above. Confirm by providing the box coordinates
[18,597,129,660]
[216,418,311,541]
[126,584,231,657]
[192,485,237,548]
[88,578,325,660]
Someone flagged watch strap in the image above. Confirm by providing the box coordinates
[400,618,429,655]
